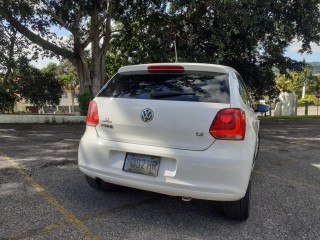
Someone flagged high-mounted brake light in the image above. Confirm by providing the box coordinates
[86,100,99,127]
[209,108,246,140]
[147,65,184,73]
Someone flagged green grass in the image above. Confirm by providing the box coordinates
[259,115,320,120]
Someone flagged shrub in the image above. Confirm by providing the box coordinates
[76,90,94,116]
[0,83,16,113]
[298,94,317,106]
[54,110,63,114]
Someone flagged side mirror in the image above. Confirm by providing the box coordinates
[254,104,269,113]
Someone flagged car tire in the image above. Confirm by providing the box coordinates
[85,175,118,191]
[223,181,251,221]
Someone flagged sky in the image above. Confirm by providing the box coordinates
[31,27,320,68]
[285,40,320,62]
[30,26,67,69]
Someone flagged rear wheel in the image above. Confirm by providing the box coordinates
[223,182,251,221]
[85,175,118,191]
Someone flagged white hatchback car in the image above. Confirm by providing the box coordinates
[78,63,262,221]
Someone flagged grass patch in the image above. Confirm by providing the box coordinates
[259,115,320,120]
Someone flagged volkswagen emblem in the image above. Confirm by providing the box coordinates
[140,108,154,123]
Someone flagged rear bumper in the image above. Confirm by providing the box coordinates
[78,127,254,201]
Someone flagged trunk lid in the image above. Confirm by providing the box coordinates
[94,67,231,151]
[95,98,229,150]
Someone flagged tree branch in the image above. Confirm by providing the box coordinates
[100,0,113,54]
[97,11,109,27]
[81,36,91,49]
[40,0,73,33]
[2,8,74,59]
[3,31,16,83]
[82,0,113,51]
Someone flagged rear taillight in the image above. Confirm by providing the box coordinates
[209,108,246,140]
[86,100,99,127]
[147,65,184,73]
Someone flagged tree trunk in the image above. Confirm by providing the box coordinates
[3,30,17,84]
[71,57,106,95]
[71,89,75,114]
[2,0,112,95]
[91,53,106,95]
[72,56,106,95]
[72,58,92,92]
[100,53,107,86]
[89,5,107,95]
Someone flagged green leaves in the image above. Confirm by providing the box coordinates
[111,0,320,98]
[18,63,63,112]
[276,68,320,97]
[1,0,320,99]
[57,61,79,91]
[0,82,16,113]
[76,90,93,116]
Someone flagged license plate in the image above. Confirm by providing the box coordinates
[123,153,160,177]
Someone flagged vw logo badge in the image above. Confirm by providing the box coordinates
[140,108,154,123]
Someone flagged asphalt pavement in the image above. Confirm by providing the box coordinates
[0,119,320,239]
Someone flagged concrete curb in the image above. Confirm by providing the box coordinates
[0,115,86,124]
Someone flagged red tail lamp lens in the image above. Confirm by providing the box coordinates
[86,100,99,127]
[147,65,184,73]
[209,108,246,140]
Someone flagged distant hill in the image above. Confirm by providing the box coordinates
[272,62,320,74]
[307,62,320,74]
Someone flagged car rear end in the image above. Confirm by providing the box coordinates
[78,63,256,219]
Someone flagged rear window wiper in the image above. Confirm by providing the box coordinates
[150,92,196,99]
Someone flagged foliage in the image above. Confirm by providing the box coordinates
[0,82,16,113]
[112,0,320,98]
[105,50,131,80]
[18,63,63,112]
[308,62,320,74]
[0,13,40,84]
[1,0,320,98]
[275,68,320,97]
[275,74,293,93]
[57,61,78,89]
[54,109,63,114]
[0,0,113,94]
[57,61,79,113]
[41,63,58,75]
[290,69,320,95]
[298,95,318,106]
[76,90,93,116]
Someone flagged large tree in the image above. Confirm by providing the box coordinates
[113,0,320,97]
[1,0,113,94]
[1,0,320,98]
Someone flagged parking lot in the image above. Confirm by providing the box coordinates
[1,119,320,240]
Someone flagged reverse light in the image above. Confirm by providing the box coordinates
[86,100,99,127]
[209,108,246,140]
[147,65,184,73]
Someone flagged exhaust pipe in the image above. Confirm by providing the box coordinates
[182,197,192,202]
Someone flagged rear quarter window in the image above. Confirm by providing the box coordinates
[98,71,230,103]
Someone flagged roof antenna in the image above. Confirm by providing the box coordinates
[173,40,178,62]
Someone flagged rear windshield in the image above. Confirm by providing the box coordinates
[98,71,230,103]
